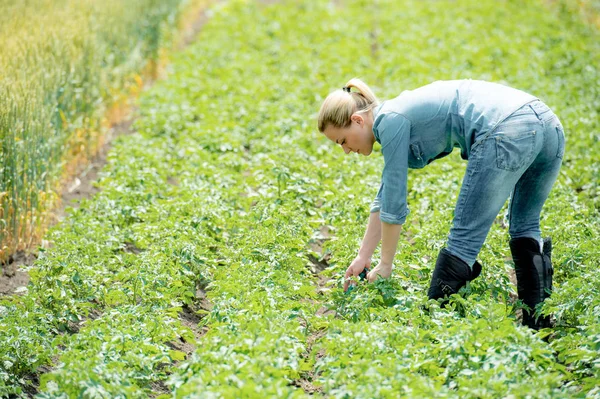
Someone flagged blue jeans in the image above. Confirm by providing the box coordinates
[447,100,565,266]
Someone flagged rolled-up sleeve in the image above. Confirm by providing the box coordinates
[370,183,383,213]
[374,113,411,225]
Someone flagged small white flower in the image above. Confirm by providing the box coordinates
[46,380,59,393]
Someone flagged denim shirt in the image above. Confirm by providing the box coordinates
[370,79,537,224]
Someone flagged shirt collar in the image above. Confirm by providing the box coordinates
[373,102,383,119]
[372,102,384,143]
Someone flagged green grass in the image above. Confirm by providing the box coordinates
[1,0,599,397]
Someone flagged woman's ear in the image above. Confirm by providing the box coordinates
[351,114,364,126]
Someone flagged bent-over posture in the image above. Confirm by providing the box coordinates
[317,79,564,330]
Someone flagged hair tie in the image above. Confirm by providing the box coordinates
[342,86,351,93]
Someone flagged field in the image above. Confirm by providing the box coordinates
[1,0,599,397]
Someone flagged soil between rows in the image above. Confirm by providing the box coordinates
[288,225,338,395]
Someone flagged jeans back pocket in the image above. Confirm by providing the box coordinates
[494,129,537,171]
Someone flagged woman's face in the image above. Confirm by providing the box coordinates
[323,114,375,156]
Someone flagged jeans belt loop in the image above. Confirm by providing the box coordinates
[528,102,542,121]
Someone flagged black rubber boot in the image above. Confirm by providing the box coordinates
[427,248,482,301]
[510,237,553,330]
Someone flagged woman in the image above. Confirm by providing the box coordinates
[317,79,564,330]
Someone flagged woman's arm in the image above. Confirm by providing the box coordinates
[343,211,382,291]
[367,221,401,281]
[365,113,409,282]
[380,221,401,266]
[358,211,382,259]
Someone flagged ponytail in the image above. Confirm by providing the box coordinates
[317,78,379,132]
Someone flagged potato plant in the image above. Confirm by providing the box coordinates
[1,0,599,397]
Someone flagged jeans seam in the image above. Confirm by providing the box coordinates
[555,125,564,159]
[508,185,519,236]
[455,143,483,225]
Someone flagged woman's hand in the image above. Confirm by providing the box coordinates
[366,261,393,282]
[343,255,372,292]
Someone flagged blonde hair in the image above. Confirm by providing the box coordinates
[317,78,379,132]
